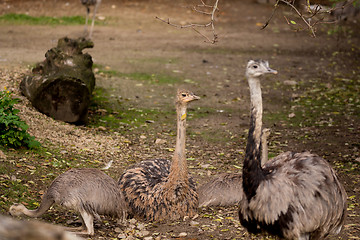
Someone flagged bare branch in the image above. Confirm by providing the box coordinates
[262,0,359,37]
[279,0,316,37]
[261,0,280,30]
[155,0,220,44]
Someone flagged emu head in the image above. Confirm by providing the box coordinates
[246,59,278,78]
[176,89,200,105]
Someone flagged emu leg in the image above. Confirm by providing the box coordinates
[77,210,94,236]
[89,1,101,38]
[84,7,90,36]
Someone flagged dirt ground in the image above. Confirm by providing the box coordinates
[0,0,359,239]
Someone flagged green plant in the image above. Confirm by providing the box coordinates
[0,88,40,148]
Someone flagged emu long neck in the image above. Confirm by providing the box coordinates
[19,205,47,218]
[168,102,188,182]
[243,76,266,201]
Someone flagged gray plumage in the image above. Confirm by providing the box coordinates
[0,214,83,240]
[198,128,270,207]
[118,89,200,221]
[9,168,127,236]
[80,0,101,38]
[239,59,347,240]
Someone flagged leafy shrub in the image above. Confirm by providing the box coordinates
[0,88,40,148]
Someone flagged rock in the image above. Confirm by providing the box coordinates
[178,232,187,237]
[288,113,296,118]
[136,230,150,237]
[117,233,127,239]
[129,218,137,225]
[200,164,210,169]
[190,220,199,227]
[136,223,146,230]
[283,80,298,86]
[144,237,154,240]
[97,126,107,131]
[155,138,166,144]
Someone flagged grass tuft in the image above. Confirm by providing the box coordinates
[0,13,86,25]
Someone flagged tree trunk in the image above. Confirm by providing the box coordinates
[20,37,95,124]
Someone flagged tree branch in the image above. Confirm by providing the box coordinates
[155,0,220,44]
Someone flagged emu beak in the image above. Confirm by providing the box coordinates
[268,68,278,75]
[192,94,200,100]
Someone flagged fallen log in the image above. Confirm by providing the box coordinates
[20,37,95,124]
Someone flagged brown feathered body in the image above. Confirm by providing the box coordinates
[10,168,127,235]
[118,89,200,221]
[239,59,347,240]
[119,158,198,220]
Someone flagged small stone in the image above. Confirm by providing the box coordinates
[144,237,153,240]
[178,232,187,237]
[283,80,297,86]
[190,220,199,226]
[114,227,122,233]
[66,219,74,225]
[140,135,147,139]
[117,233,126,239]
[97,126,107,131]
[136,230,150,237]
[136,223,146,230]
[155,138,166,144]
[200,164,210,169]
[288,113,296,118]
[129,218,137,225]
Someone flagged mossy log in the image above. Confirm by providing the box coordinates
[20,37,95,124]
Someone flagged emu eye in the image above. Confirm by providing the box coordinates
[182,93,187,97]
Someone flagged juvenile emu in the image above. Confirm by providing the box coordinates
[239,59,347,239]
[118,89,199,221]
[9,168,127,236]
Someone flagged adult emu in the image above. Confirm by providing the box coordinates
[239,59,347,239]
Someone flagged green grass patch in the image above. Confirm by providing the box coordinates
[0,13,87,25]
[94,64,181,84]
[288,77,360,127]
[266,76,360,129]
[126,57,180,65]
[89,87,172,132]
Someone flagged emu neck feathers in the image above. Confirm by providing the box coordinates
[243,77,266,201]
[168,103,188,182]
